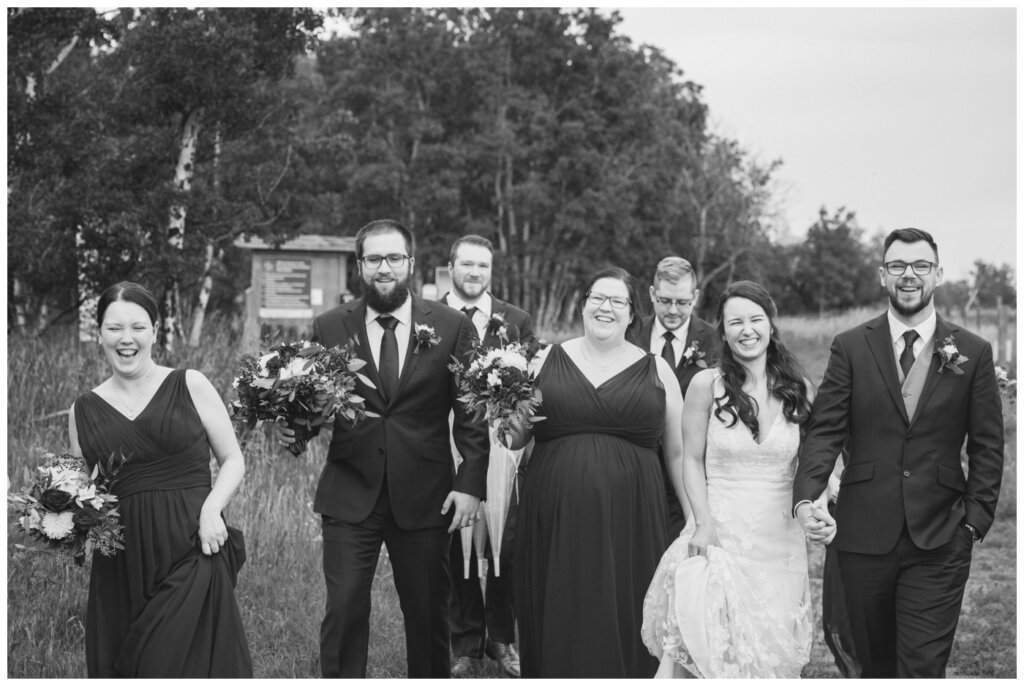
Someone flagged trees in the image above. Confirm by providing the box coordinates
[790,207,878,316]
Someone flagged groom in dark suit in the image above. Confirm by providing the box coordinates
[627,256,719,538]
[439,234,534,678]
[793,228,1004,677]
[285,219,489,678]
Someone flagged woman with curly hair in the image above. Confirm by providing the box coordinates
[642,280,828,678]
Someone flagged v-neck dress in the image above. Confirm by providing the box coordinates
[641,370,812,677]
[514,344,668,677]
[73,369,252,677]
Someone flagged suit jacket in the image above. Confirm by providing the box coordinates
[793,313,1003,554]
[440,293,535,350]
[311,295,489,530]
[628,314,720,398]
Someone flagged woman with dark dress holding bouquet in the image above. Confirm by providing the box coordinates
[68,282,252,677]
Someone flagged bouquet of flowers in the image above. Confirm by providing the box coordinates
[231,340,376,456]
[8,450,126,566]
[449,338,545,448]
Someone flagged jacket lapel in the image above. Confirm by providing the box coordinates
[391,297,428,402]
[343,302,387,406]
[909,315,956,428]
[864,314,910,424]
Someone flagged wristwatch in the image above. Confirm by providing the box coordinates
[961,521,981,541]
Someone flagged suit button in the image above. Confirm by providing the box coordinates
[906,434,912,442]
[377,448,384,456]
[903,471,910,478]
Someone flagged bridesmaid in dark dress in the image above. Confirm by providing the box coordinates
[511,267,687,678]
[68,282,252,677]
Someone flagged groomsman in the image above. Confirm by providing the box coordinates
[628,256,719,538]
[441,234,533,678]
[280,219,489,677]
[794,228,1004,677]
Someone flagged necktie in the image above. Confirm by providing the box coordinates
[661,331,677,368]
[461,306,478,321]
[900,330,919,377]
[378,315,399,399]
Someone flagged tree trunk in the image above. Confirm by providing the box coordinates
[187,121,221,347]
[162,107,202,351]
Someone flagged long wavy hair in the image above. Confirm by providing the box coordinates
[712,280,811,440]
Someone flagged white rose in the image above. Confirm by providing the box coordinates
[942,344,957,357]
[487,370,503,387]
[499,350,528,371]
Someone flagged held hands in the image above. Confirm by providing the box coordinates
[198,506,229,556]
[274,417,296,450]
[442,491,482,534]
[687,521,720,558]
[796,497,837,545]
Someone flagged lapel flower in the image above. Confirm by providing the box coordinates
[413,323,442,354]
[935,335,968,375]
[681,340,708,369]
[486,311,510,343]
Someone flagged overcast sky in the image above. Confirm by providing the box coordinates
[614,6,1017,282]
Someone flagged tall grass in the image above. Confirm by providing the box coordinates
[7,310,1016,678]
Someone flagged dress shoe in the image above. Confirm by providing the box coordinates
[485,640,521,678]
[451,655,475,678]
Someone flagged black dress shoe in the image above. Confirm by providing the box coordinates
[451,655,475,678]
[485,640,521,678]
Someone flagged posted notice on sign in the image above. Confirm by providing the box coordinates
[260,257,313,319]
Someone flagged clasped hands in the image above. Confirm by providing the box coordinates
[795,492,837,545]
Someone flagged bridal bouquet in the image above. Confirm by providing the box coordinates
[231,340,375,456]
[8,450,126,566]
[449,338,545,448]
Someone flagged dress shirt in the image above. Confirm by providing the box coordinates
[365,296,412,376]
[445,291,493,342]
[888,309,936,364]
[650,316,691,363]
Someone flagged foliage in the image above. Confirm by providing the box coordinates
[970,260,1016,309]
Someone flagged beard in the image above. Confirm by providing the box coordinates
[453,275,487,301]
[887,279,933,317]
[364,274,411,313]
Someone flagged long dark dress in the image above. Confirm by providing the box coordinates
[514,345,668,677]
[73,369,252,678]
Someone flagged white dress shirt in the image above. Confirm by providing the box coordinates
[365,295,413,376]
[445,291,492,342]
[650,316,691,365]
[888,309,936,365]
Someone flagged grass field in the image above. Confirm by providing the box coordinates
[6,310,1016,678]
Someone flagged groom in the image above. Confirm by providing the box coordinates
[793,228,1004,677]
[286,219,489,677]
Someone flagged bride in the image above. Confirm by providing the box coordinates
[642,280,832,678]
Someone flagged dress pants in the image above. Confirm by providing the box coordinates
[449,491,517,657]
[320,481,452,677]
[836,522,974,678]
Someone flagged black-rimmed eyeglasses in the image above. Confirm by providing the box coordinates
[884,261,936,276]
[586,292,631,310]
[361,254,410,269]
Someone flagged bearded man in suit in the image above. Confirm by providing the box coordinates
[440,234,533,678]
[281,219,489,678]
[793,228,1004,678]
[627,256,719,538]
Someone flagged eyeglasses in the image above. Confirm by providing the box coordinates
[361,254,410,269]
[586,292,631,310]
[653,296,694,309]
[884,260,936,276]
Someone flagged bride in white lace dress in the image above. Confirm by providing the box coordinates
[642,281,830,678]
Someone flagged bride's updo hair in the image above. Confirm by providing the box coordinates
[712,280,811,441]
[97,282,160,327]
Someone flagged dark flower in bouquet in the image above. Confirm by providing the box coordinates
[231,339,377,456]
[449,338,546,448]
[8,451,126,566]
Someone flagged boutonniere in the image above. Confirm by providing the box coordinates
[935,335,968,375]
[681,340,708,369]
[486,312,510,343]
[412,323,441,354]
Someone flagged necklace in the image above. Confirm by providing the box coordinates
[111,366,157,419]
[580,343,626,371]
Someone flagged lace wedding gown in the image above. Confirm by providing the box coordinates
[642,372,812,678]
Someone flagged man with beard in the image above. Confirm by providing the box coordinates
[440,235,533,678]
[280,219,489,677]
[627,256,718,538]
[793,228,1003,677]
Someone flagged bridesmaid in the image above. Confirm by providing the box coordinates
[68,282,252,677]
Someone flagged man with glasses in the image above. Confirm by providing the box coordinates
[280,219,489,677]
[440,234,533,678]
[628,256,719,539]
[794,228,1003,677]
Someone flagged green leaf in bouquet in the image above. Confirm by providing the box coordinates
[348,357,367,373]
[355,372,375,389]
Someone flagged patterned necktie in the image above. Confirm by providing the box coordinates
[378,314,399,399]
[900,329,919,377]
[662,331,677,368]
